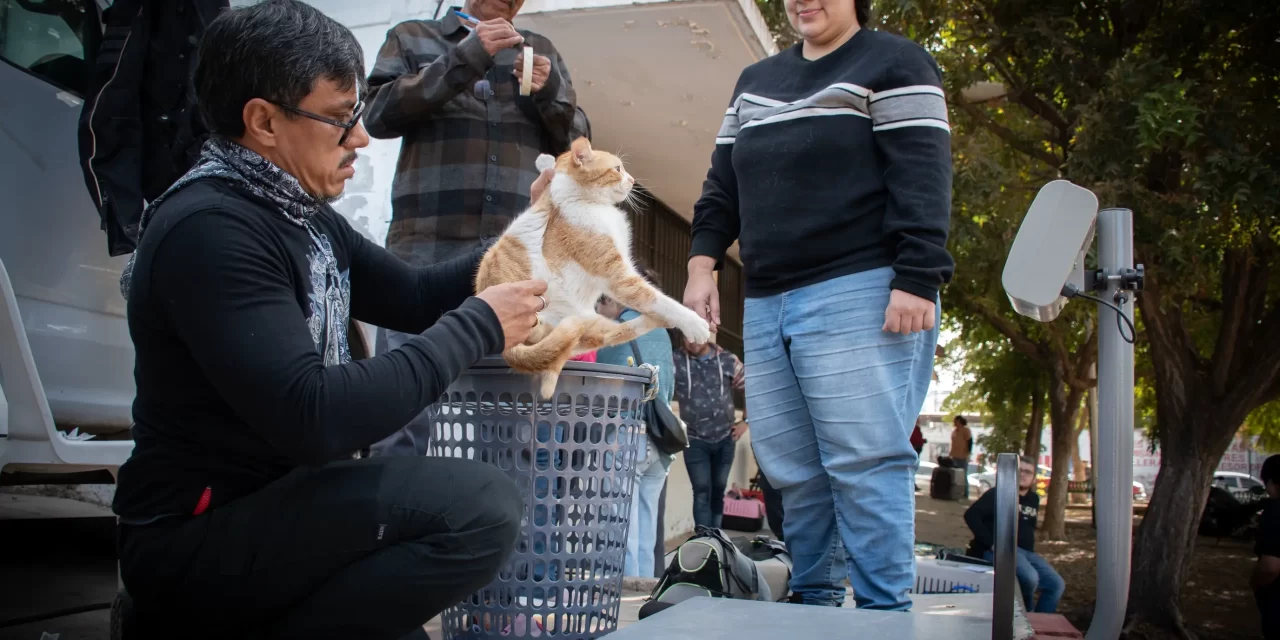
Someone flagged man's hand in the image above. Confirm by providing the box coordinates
[684,256,721,330]
[476,280,548,350]
[731,422,748,442]
[883,289,936,335]
[529,168,554,202]
[512,53,552,93]
[471,18,524,56]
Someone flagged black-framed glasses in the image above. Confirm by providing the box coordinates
[271,100,365,145]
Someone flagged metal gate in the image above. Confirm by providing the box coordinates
[624,186,744,359]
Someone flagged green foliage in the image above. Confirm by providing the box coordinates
[753,0,797,49]
[1247,401,1280,452]
[942,325,1048,456]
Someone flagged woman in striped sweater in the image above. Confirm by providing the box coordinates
[683,0,954,612]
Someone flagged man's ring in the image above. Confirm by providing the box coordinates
[538,295,548,311]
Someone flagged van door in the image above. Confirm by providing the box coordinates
[0,0,136,435]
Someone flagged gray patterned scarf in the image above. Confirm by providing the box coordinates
[120,136,351,367]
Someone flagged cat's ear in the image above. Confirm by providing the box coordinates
[571,137,594,166]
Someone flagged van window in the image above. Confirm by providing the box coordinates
[0,0,108,95]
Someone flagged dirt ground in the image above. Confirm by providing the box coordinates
[913,493,1263,640]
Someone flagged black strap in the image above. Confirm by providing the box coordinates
[627,340,643,364]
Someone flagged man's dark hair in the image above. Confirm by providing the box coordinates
[954,415,968,427]
[194,0,367,137]
[855,0,871,26]
[1262,454,1280,486]
[1019,455,1037,468]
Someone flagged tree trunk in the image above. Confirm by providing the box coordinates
[1041,369,1085,540]
[1070,406,1088,504]
[1125,259,1280,637]
[1126,381,1253,636]
[1024,379,1045,460]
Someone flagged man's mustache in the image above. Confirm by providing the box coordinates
[339,152,358,169]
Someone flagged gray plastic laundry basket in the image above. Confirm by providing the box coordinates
[430,357,649,639]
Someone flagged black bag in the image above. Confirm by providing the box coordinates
[628,341,689,455]
[640,528,791,620]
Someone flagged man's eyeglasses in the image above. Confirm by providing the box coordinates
[271,100,366,146]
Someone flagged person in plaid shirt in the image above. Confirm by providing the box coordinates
[364,0,586,457]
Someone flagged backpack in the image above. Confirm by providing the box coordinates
[640,528,792,619]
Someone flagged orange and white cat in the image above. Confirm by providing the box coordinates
[475,137,712,398]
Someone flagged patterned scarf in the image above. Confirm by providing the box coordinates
[120,136,351,367]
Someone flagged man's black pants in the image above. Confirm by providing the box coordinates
[118,456,522,639]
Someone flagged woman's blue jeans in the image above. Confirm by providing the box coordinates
[745,267,939,611]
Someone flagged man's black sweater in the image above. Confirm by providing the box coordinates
[965,487,1040,555]
[113,179,502,520]
[691,29,954,299]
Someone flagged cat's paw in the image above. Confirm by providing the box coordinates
[680,315,712,344]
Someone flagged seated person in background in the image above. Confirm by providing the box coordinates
[1253,455,1280,639]
[112,3,550,638]
[963,455,1065,613]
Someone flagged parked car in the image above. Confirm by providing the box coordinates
[1200,484,1267,539]
[972,464,1147,502]
[1212,471,1267,503]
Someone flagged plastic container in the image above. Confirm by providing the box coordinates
[430,358,649,639]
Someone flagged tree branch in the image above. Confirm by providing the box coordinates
[1135,261,1205,419]
[1068,329,1099,391]
[955,101,1063,170]
[954,292,1047,364]
[1011,88,1073,137]
[1211,246,1251,395]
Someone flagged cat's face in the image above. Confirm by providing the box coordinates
[556,137,636,204]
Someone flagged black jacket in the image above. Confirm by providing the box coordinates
[114,179,502,520]
[965,488,1040,555]
[77,0,228,256]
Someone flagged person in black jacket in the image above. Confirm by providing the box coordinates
[112,3,552,638]
[963,455,1065,613]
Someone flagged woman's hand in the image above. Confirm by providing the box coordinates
[883,289,936,335]
[684,256,721,330]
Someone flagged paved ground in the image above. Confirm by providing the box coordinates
[0,499,118,640]
[0,489,984,640]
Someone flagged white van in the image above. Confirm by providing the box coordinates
[0,0,136,490]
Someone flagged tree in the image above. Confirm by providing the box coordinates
[750,0,1099,540]
[942,324,1050,460]
[863,0,1280,636]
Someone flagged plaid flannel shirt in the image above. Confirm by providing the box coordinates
[364,8,587,265]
